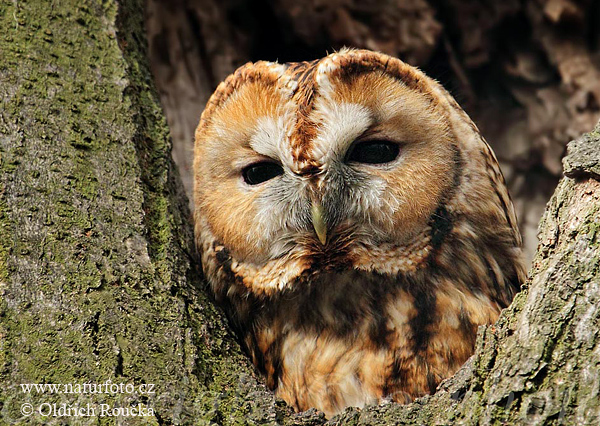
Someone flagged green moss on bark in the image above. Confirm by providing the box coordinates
[0,0,282,424]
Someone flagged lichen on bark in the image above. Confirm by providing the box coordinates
[0,0,599,425]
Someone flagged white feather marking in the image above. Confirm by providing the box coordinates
[250,116,285,159]
[249,113,296,169]
[315,55,340,99]
[310,102,372,165]
[264,62,287,77]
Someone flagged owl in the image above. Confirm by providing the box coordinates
[193,48,525,417]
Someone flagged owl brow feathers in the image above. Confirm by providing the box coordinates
[197,49,446,134]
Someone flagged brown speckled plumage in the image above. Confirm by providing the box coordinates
[194,49,525,417]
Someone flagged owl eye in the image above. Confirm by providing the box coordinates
[242,161,284,185]
[347,140,400,164]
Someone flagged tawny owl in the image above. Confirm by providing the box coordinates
[193,48,525,417]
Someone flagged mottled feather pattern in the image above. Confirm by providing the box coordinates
[194,48,525,417]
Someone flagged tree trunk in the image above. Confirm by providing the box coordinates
[0,0,281,424]
[0,1,598,425]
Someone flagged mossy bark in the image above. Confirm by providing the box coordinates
[0,0,285,424]
[0,0,598,425]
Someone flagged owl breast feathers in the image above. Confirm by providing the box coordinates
[193,48,525,417]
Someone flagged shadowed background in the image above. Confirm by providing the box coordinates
[145,0,600,263]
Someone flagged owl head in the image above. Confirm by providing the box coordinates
[194,48,522,298]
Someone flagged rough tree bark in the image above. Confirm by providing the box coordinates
[0,0,598,425]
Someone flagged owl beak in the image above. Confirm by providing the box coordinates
[311,203,327,245]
